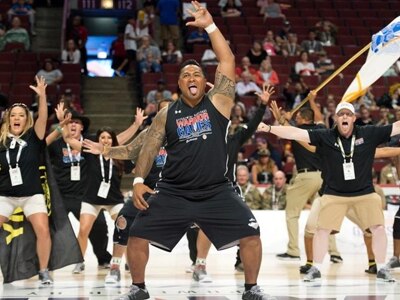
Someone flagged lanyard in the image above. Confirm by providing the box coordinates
[243,183,251,197]
[6,142,24,168]
[99,154,113,183]
[66,136,83,166]
[337,135,355,162]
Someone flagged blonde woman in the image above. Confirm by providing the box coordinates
[0,76,53,284]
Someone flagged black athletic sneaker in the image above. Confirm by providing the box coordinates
[365,263,377,274]
[276,253,300,261]
[115,285,150,300]
[330,255,343,263]
[376,267,396,282]
[303,266,321,282]
[299,263,312,274]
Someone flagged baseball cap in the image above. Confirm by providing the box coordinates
[335,102,355,115]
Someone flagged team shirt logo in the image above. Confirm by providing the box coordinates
[176,110,212,143]
[155,148,167,168]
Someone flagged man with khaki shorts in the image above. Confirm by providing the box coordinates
[260,101,400,282]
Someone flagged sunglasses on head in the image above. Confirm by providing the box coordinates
[10,102,29,110]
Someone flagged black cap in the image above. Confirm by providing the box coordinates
[69,110,90,133]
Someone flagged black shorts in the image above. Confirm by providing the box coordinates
[113,200,140,245]
[129,188,260,251]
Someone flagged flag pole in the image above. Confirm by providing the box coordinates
[290,42,371,115]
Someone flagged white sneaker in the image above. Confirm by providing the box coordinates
[72,262,85,274]
[192,264,212,283]
[105,268,121,284]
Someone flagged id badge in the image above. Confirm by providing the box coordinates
[342,162,355,181]
[9,166,23,186]
[71,165,81,181]
[97,181,111,198]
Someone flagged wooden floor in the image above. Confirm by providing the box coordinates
[1,251,400,300]
[2,210,400,299]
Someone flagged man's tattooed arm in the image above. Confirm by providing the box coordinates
[105,129,148,161]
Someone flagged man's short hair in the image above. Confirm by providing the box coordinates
[179,59,206,77]
[299,107,314,122]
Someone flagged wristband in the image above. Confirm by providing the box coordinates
[133,177,144,186]
[205,23,217,34]
[56,125,63,133]
[267,124,272,133]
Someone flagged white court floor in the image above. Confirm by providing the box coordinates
[1,251,400,300]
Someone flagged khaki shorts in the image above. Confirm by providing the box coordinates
[0,194,47,218]
[80,202,123,218]
[317,193,384,233]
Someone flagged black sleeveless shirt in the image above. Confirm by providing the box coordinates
[156,95,230,199]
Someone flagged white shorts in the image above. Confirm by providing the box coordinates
[80,202,123,218]
[0,194,48,219]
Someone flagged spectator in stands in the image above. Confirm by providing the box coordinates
[68,15,88,75]
[315,19,337,46]
[380,157,400,184]
[255,58,280,87]
[110,32,128,76]
[136,35,161,74]
[145,79,172,105]
[314,51,335,77]
[262,30,280,56]
[218,0,242,8]
[300,29,323,55]
[358,86,378,111]
[61,38,81,64]
[383,59,400,77]
[185,27,209,53]
[0,16,30,51]
[201,47,218,66]
[260,0,286,21]
[246,40,268,66]
[283,77,309,109]
[161,40,182,64]
[7,0,36,35]
[115,16,139,77]
[136,0,155,39]
[276,20,292,46]
[235,56,258,82]
[236,165,264,210]
[294,51,316,76]
[323,95,336,128]
[281,33,301,57]
[61,88,83,114]
[250,136,282,169]
[236,71,262,97]
[251,149,278,184]
[355,105,374,126]
[376,107,393,126]
[378,84,400,109]
[156,0,180,49]
[231,101,249,124]
[220,0,242,17]
[262,170,287,210]
[36,59,63,86]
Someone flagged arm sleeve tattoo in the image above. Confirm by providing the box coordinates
[208,70,236,100]
[106,129,148,161]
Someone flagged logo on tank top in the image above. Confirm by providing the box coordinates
[176,110,212,142]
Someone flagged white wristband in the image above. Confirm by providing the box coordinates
[205,23,217,34]
[133,177,144,186]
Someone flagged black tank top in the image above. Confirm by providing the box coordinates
[156,95,230,199]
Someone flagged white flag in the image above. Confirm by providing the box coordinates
[342,16,400,102]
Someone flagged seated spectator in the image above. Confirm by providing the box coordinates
[236,165,264,210]
[276,20,292,46]
[161,39,182,64]
[201,48,218,66]
[255,58,280,86]
[36,59,63,85]
[262,30,280,56]
[247,96,272,122]
[300,29,323,55]
[61,38,81,64]
[136,35,161,74]
[110,32,128,75]
[294,51,316,76]
[280,33,301,57]
[375,107,393,125]
[231,101,249,124]
[220,0,242,17]
[380,157,400,184]
[235,56,258,82]
[262,170,287,210]
[283,77,309,109]
[314,51,335,76]
[355,105,374,126]
[145,79,172,104]
[7,0,36,35]
[261,0,286,21]
[250,137,282,169]
[251,149,278,184]
[185,27,209,53]
[246,40,268,66]
[323,95,336,128]
[236,71,262,96]
[315,19,337,46]
[0,16,30,51]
